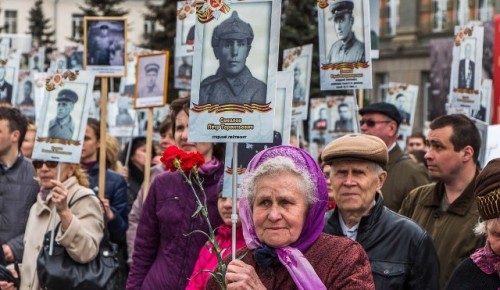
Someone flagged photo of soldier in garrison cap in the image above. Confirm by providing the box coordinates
[327,0,365,64]
[138,62,163,98]
[198,11,267,106]
[48,89,78,140]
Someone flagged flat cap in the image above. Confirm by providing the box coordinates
[56,89,78,104]
[145,63,159,73]
[330,0,354,16]
[475,158,500,220]
[212,11,254,47]
[359,102,402,126]
[322,133,388,169]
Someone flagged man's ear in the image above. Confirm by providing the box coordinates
[462,145,474,162]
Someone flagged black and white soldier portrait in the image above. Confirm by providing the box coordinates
[0,66,14,104]
[458,42,475,90]
[198,11,267,106]
[327,0,365,64]
[334,102,354,132]
[292,65,306,104]
[137,63,163,98]
[48,89,78,140]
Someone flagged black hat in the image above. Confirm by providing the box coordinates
[212,11,254,47]
[329,0,354,16]
[99,24,109,30]
[56,89,78,104]
[145,63,160,73]
[359,102,402,126]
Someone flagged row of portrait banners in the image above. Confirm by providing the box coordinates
[4,0,500,260]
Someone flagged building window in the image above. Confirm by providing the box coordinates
[4,10,17,34]
[432,0,448,31]
[376,73,390,103]
[455,0,469,25]
[72,14,84,41]
[144,18,156,37]
[388,0,399,36]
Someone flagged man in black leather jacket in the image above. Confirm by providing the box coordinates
[322,133,440,290]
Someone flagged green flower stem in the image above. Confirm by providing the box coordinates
[174,159,226,289]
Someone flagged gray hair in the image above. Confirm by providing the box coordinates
[473,218,500,236]
[243,156,316,207]
[329,160,385,175]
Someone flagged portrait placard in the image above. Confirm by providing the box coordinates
[33,72,48,124]
[0,34,32,54]
[318,0,372,90]
[32,71,96,163]
[471,78,492,123]
[327,95,358,135]
[107,92,138,137]
[14,72,36,120]
[174,1,195,90]
[189,0,281,143]
[369,0,380,59]
[222,70,293,197]
[484,124,500,166]
[449,24,484,110]
[29,47,45,73]
[283,44,313,121]
[386,82,419,146]
[0,53,21,106]
[84,17,127,77]
[134,52,169,109]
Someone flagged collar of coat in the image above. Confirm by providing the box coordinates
[420,169,480,216]
[34,176,78,216]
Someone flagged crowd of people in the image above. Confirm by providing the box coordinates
[0,97,499,290]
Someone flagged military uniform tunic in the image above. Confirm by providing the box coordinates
[199,66,267,105]
[138,84,163,98]
[48,117,75,140]
[328,32,365,64]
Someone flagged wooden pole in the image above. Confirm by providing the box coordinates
[98,77,108,199]
[142,107,154,201]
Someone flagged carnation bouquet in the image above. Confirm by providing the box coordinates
[160,146,227,289]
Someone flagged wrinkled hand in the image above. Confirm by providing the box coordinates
[225,260,266,290]
[0,266,18,290]
[99,197,115,221]
[50,180,69,213]
[2,245,13,263]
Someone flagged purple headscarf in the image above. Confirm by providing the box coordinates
[239,146,328,290]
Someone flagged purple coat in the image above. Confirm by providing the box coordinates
[126,159,224,290]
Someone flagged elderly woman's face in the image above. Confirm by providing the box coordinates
[35,162,75,189]
[487,220,500,255]
[252,172,308,248]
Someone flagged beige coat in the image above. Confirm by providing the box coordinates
[20,176,104,290]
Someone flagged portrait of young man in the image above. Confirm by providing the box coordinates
[458,42,475,90]
[198,11,267,106]
[327,0,365,64]
[138,63,163,98]
[0,66,13,104]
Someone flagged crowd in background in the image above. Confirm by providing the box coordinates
[0,99,499,290]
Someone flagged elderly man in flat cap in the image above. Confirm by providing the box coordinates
[48,89,78,140]
[327,0,365,64]
[138,63,163,98]
[199,11,267,105]
[359,102,430,212]
[322,133,439,290]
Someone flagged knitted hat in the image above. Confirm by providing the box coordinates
[475,158,500,220]
[321,133,388,170]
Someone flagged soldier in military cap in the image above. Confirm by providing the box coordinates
[48,89,78,140]
[89,22,114,65]
[327,0,365,64]
[199,11,267,105]
[138,62,163,98]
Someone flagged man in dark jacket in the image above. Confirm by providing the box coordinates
[399,114,485,288]
[80,118,128,290]
[322,133,440,290]
[359,102,430,212]
[0,108,39,264]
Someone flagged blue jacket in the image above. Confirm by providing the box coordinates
[86,162,128,240]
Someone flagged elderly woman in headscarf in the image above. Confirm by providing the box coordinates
[207,145,374,289]
[446,158,500,289]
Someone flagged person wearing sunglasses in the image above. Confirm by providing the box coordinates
[0,159,104,290]
[359,102,430,213]
[0,108,39,269]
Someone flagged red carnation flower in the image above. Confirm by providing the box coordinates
[180,152,205,172]
[160,146,184,172]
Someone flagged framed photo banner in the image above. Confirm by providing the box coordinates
[32,70,96,163]
[188,0,281,143]
[134,52,169,109]
[317,0,372,90]
[84,17,127,77]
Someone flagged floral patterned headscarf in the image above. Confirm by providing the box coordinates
[239,146,328,290]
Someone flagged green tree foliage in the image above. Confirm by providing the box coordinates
[27,0,56,49]
[142,0,178,101]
